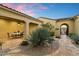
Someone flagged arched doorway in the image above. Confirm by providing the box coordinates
[60,24,69,35]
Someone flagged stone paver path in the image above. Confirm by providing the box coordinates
[52,35,79,56]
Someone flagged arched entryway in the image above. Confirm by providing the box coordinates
[60,23,69,35]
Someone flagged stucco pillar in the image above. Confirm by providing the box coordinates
[24,21,30,39]
[74,16,79,36]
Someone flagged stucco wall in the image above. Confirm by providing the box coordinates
[56,20,74,36]
[0,8,29,22]
[38,18,75,36]
[74,16,79,36]
[0,19,25,41]
[29,23,38,33]
[0,7,42,40]
[38,18,56,25]
[38,18,56,31]
[0,7,42,25]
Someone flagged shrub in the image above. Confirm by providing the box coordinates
[42,23,54,36]
[74,36,79,44]
[50,32,54,36]
[69,33,76,40]
[42,23,54,30]
[21,41,29,46]
[69,33,79,44]
[28,28,54,47]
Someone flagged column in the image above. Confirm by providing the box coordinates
[24,22,29,39]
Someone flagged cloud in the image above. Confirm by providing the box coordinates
[15,5,25,13]
[2,3,13,8]
[3,3,26,13]
[15,4,35,16]
[2,3,36,16]
[25,10,35,16]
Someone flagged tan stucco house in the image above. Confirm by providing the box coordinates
[0,4,42,42]
[0,4,79,42]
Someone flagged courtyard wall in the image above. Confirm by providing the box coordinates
[74,16,79,36]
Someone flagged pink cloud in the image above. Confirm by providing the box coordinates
[25,10,35,16]
[39,5,48,10]
[2,3,13,8]
[15,5,35,16]
[3,3,35,16]
[15,5,25,13]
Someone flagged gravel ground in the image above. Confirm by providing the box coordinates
[1,35,79,56]
[1,39,59,56]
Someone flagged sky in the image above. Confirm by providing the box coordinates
[2,3,79,19]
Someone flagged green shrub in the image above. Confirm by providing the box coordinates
[74,36,79,44]
[28,28,54,47]
[21,41,29,46]
[41,23,54,36]
[69,33,79,44]
[42,23,54,30]
[69,33,76,40]
[50,32,54,36]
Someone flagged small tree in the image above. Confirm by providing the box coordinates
[27,23,54,47]
[42,23,54,36]
[28,28,54,47]
[42,23,54,30]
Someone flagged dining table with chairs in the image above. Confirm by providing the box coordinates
[7,31,24,39]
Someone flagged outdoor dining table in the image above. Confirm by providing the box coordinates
[10,32,24,39]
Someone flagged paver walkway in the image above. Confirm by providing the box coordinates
[52,35,79,56]
[1,35,79,56]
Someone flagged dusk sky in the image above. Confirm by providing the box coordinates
[2,3,79,19]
